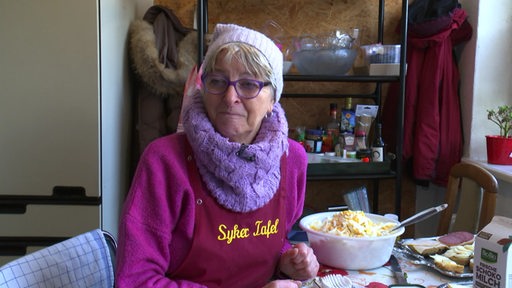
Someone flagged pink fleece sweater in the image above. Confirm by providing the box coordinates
[115,133,307,287]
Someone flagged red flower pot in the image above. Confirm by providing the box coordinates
[486,135,512,165]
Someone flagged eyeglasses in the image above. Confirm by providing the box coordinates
[202,73,271,99]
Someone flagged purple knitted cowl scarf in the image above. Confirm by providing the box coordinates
[182,93,289,213]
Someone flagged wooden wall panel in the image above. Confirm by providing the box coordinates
[156,0,402,44]
[156,0,402,127]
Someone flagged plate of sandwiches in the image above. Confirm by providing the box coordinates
[395,231,474,278]
[436,281,474,288]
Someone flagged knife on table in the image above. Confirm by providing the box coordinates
[389,254,408,284]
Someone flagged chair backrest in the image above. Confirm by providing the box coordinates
[0,229,116,288]
[102,230,117,272]
[437,162,499,235]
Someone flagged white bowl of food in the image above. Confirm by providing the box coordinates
[299,211,404,270]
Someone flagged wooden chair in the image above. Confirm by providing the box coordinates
[437,162,499,235]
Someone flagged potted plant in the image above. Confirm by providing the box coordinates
[486,105,512,165]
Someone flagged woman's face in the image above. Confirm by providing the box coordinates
[202,50,275,144]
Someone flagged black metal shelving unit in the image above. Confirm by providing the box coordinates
[196,0,407,216]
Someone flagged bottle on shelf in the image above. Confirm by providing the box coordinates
[371,123,385,162]
[355,129,367,151]
[305,128,324,153]
[340,98,355,134]
[340,98,356,154]
[325,103,340,154]
[320,126,331,153]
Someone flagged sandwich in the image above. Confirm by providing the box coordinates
[406,238,448,256]
[430,254,465,274]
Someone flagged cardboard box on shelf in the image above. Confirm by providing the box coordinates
[369,63,400,76]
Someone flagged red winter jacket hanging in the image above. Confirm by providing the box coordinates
[383,4,472,186]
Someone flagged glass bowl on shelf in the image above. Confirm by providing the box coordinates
[291,30,358,75]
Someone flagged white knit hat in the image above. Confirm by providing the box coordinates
[203,23,284,102]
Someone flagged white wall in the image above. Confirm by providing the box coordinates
[100,0,139,237]
[136,0,154,18]
[460,0,512,161]
[415,0,512,237]
[459,0,512,223]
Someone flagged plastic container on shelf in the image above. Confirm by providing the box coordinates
[305,129,323,153]
[360,44,401,65]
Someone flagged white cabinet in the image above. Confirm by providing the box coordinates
[0,0,135,265]
[0,0,100,198]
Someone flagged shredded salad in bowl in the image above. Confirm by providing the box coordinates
[308,210,396,237]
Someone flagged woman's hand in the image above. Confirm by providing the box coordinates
[263,279,302,288]
[278,242,319,281]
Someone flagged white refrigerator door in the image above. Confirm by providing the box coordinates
[0,0,100,198]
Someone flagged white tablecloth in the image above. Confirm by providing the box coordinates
[304,248,473,288]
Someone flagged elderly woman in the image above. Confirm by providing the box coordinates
[116,23,319,288]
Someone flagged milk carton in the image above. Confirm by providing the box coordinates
[474,216,512,288]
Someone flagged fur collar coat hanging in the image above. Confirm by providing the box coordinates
[129,5,197,156]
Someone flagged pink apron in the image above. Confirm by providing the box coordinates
[171,143,288,287]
